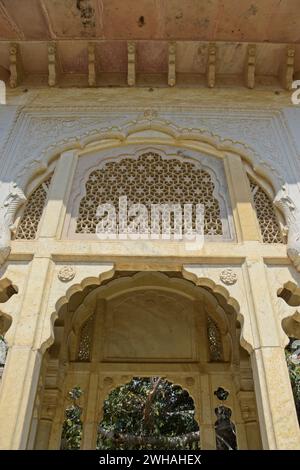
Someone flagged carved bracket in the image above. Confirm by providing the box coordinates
[168,42,176,87]
[245,44,256,89]
[280,45,295,91]
[9,43,23,88]
[48,43,58,87]
[127,41,136,87]
[207,43,216,88]
[0,184,26,267]
[88,43,96,87]
[275,187,300,272]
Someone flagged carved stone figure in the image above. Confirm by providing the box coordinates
[275,188,300,271]
[0,183,26,266]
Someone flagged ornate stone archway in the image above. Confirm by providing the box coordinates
[33,271,261,450]
[0,122,299,450]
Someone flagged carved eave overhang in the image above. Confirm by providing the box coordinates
[0,40,299,91]
[0,0,299,90]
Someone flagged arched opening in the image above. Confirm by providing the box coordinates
[31,271,262,450]
[97,377,200,450]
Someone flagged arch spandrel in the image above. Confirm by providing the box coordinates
[15,119,284,192]
[41,263,115,354]
[182,264,254,354]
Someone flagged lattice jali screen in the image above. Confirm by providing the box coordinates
[15,175,52,240]
[76,152,223,236]
[77,316,94,362]
[248,175,284,244]
[207,316,223,362]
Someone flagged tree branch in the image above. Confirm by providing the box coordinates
[98,427,200,448]
[142,377,162,432]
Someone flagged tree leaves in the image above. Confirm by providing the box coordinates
[286,339,300,424]
[97,377,200,450]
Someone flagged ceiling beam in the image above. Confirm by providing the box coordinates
[88,43,96,87]
[48,43,58,87]
[280,45,295,91]
[245,44,256,89]
[207,43,216,88]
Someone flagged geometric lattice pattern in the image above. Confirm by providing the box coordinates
[76,152,223,236]
[15,175,52,240]
[248,175,284,244]
[78,316,94,362]
[207,316,223,362]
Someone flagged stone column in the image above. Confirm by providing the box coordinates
[81,370,99,449]
[0,257,52,449]
[246,258,300,449]
[183,261,300,449]
[224,153,261,242]
[0,149,79,449]
[0,345,42,449]
[199,374,216,450]
[34,389,60,449]
[238,391,263,449]
[34,419,53,450]
[39,149,78,239]
[251,346,300,449]
[47,397,64,450]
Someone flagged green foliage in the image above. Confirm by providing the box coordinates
[60,386,83,450]
[286,339,300,424]
[97,377,200,450]
[61,351,300,452]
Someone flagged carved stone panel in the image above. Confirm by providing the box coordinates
[102,289,198,362]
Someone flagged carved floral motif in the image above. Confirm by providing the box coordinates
[220,268,237,285]
[58,266,76,282]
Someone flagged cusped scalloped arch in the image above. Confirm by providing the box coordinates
[16,119,284,194]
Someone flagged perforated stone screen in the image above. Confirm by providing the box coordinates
[75,152,223,237]
[248,175,284,244]
[207,316,223,362]
[78,315,94,361]
[15,175,52,240]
